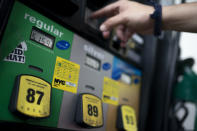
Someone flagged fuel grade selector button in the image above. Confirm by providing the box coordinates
[75,93,103,128]
[9,75,51,118]
[117,105,137,131]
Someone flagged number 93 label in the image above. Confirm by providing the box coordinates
[9,75,51,118]
[75,94,103,128]
[118,105,137,131]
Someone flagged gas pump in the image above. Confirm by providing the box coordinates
[173,58,197,131]
[58,34,114,131]
[105,57,141,131]
[0,0,74,128]
[0,0,145,131]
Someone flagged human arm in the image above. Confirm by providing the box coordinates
[91,1,197,42]
[162,2,197,32]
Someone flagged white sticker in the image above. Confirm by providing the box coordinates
[4,41,27,63]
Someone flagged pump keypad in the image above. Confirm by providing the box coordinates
[75,93,103,128]
[9,75,51,118]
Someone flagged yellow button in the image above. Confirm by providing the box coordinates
[75,94,103,128]
[121,105,137,131]
[10,75,51,118]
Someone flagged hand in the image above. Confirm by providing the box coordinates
[91,0,154,44]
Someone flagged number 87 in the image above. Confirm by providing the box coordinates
[26,88,44,105]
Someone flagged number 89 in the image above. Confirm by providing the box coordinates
[87,104,98,117]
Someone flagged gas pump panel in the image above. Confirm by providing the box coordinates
[0,0,143,130]
[0,0,73,128]
[24,0,116,47]
[25,0,83,32]
[106,57,141,131]
[110,33,144,66]
[85,0,111,31]
[58,34,114,131]
[81,0,117,47]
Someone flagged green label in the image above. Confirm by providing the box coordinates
[0,1,73,60]
[0,0,73,128]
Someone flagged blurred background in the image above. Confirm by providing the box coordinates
[0,0,197,131]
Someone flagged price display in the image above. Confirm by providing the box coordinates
[9,75,51,118]
[85,54,101,71]
[117,105,137,131]
[30,27,55,49]
[75,94,103,128]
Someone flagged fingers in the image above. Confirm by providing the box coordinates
[119,28,133,47]
[116,25,125,41]
[115,25,133,41]
[100,14,126,32]
[124,28,133,42]
[90,1,120,19]
[102,31,110,39]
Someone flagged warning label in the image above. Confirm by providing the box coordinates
[52,56,80,93]
[102,77,120,106]
[4,41,27,63]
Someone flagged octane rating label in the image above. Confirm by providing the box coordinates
[82,94,103,127]
[16,75,51,118]
[122,105,137,131]
[52,56,80,93]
